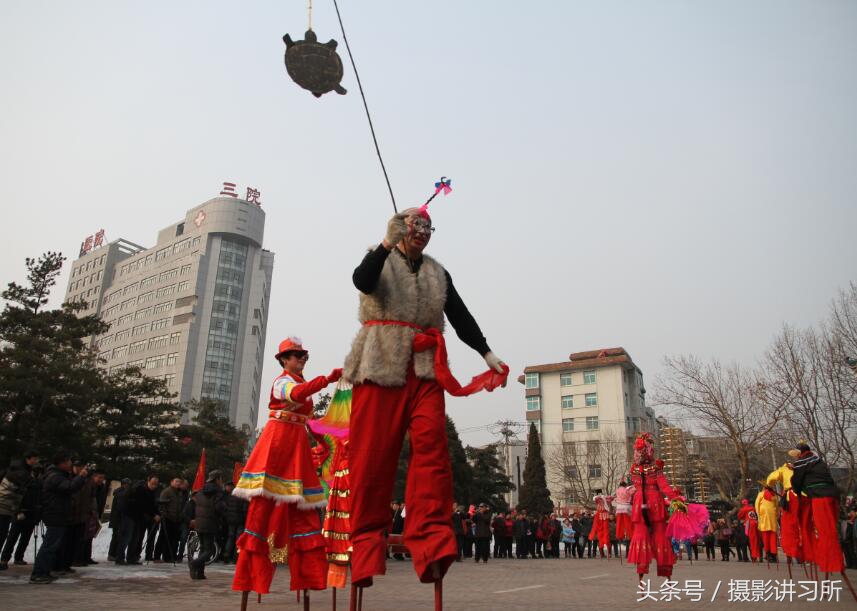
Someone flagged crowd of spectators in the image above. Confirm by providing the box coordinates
[0,451,247,584]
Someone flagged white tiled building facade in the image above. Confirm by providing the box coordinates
[64,195,274,432]
[520,348,656,507]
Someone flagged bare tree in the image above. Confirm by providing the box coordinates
[546,430,628,507]
[654,356,783,505]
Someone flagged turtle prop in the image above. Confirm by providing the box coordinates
[283,29,347,98]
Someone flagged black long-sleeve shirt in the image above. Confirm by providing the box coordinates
[352,244,491,356]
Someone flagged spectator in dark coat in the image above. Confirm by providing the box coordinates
[451,504,468,561]
[222,482,248,563]
[512,511,528,558]
[0,460,29,569]
[107,479,131,561]
[549,514,562,559]
[30,452,87,583]
[390,501,405,560]
[491,512,506,558]
[186,471,226,579]
[0,451,41,569]
[155,478,185,563]
[473,504,492,563]
[115,475,160,565]
[579,512,593,558]
[74,470,106,566]
[571,513,583,558]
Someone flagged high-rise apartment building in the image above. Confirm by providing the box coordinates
[64,193,274,432]
[520,348,656,506]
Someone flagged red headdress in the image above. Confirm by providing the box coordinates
[633,432,655,465]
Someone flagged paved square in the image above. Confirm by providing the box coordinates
[0,555,853,610]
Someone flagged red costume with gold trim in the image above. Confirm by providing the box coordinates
[627,433,680,578]
[231,338,341,596]
[588,493,612,553]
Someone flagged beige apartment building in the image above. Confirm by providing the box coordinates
[64,193,274,432]
[520,348,656,507]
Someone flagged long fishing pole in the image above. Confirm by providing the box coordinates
[331,0,398,213]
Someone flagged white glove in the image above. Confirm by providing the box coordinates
[484,351,506,374]
[383,211,409,249]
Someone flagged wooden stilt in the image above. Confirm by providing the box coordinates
[357,587,363,611]
[240,591,249,611]
[434,579,443,611]
[303,589,310,611]
[786,557,793,580]
[257,593,262,604]
[332,588,337,611]
[802,561,810,579]
[840,571,857,603]
[297,590,301,603]
[348,586,357,611]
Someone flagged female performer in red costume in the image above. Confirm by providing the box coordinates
[589,491,613,558]
[627,432,680,581]
[231,337,342,607]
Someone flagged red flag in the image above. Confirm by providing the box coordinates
[232,461,244,486]
[192,448,206,492]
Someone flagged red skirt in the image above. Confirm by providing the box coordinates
[780,491,802,560]
[628,518,675,577]
[811,497,844,573]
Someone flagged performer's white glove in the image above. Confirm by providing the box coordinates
[383,211,409,249]
[484,351,505,373]
[484,352,507,387]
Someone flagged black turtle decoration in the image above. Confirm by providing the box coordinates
[283,29,347,98]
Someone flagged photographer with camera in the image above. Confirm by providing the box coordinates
[29,451,87,584]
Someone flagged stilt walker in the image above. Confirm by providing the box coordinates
[627,433,681,583]
[231,337,342,605]
[343,193,508,609]
[755,483,779,566]
[614,480,635,556]
[790,441,857,603]
[665,486,708,565]
[590,491,612,558]
[766,461,802,577]
[737,499,761,563]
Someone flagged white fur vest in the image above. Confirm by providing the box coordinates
[343,249,447,387]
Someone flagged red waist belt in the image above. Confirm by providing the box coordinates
[269,410,308,425]
[362,320,508,397]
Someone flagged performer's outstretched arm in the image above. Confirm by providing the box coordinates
[273,369,343,404]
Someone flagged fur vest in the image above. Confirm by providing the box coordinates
[344,249,447,387]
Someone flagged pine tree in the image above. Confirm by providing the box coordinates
[466,443,514,511]
[446,415,474,505]
[0,253,107,466]
[518,422,553,515]
[89,366,183,481]
[175,398,249,481]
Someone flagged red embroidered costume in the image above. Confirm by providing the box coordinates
[588,493,612,555]
[231,337,341,596]
[613,482,635,541]
[627,432,680,579]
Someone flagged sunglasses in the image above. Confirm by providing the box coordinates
[285,351,309,360]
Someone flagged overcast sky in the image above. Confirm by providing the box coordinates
[1,1,855,446]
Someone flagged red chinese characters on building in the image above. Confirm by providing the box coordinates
[219,182,238,197]
[93,229,106,248]
[245,187,261,205]
[79,229,106,256]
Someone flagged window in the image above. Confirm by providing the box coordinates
[173,238,190,254]
[159,268,178,282]
[135,307,153,320]
[584,370,596,384]
[560,372,572,386]
[175,223,185,237]
[180,264,192,276]
[177,280,189,292]
[164,373,176,387]
[525,372,540,389]
[148,334,169,349]
[526,396,541,411]
[585,392,598,407]
[155,247,170,261]
[166,352,178,366]
[140,275,157,289]
[562,418,574,432]
[138,291,155,304]
[114,329,130,342]
[565,466,579,479]
[129,340,147,354]
[588,464,602,478]
[145,354,167,370]
[112,345,128,359]
[128,359,144,369]
[192,236,201,247]
[586,416,599,430]
[169,332,181,345]
[117,313,133,326]
[132,324,148,337]
[153,301,173,314]
[151,318,169,331]
[123,283,137,295]
[156,285,175,298]
[561,395,574,409]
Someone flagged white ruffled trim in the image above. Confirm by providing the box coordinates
[231,486,328,510]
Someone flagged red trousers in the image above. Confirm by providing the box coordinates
[780,491,802,560]
[810,497,844,573]
[589,517,610,548]
[349,370,457,585]
[798,494,815,563]
[760,530,777,555]
[748,523,761,560]
[615,513,632,540]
